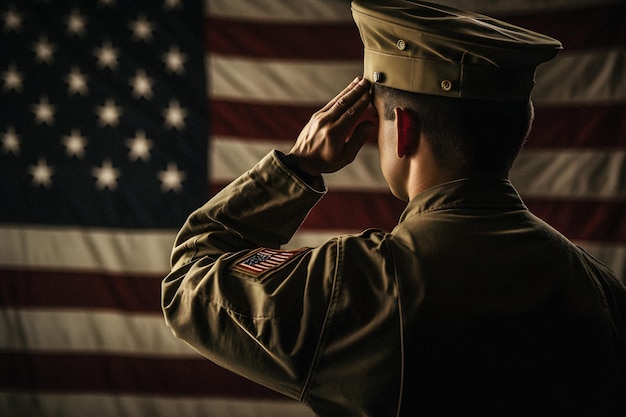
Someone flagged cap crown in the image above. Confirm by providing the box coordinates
[352,0,562,100]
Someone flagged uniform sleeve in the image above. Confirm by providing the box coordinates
[161,150,334,399]
[168,150,326,270]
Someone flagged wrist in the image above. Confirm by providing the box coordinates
[278,152,322,185]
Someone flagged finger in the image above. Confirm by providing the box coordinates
[337,85,371,123]
[319,77,362,112]
[329,78,370,120]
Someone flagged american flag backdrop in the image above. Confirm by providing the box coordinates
[1,0,624,416]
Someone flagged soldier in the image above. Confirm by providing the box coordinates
[162,1,626,415]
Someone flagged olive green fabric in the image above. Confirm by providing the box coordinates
[163,151,626,416]
[352,0,562,100]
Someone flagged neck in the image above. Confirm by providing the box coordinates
[404,143,508,200]
[405,156,459,200]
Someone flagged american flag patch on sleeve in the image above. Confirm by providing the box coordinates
[232,248,305,276]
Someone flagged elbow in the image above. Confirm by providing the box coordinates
[161,266,189,338]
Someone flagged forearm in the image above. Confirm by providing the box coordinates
[170,150,326,270]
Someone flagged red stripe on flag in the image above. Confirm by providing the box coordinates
[501,4,626,51]
[206,18,362,59]
[205,5,626,60]
[211,100,316,141]
[212,100,626,149]
[0,269,162,312]
[528,104,626,149]
[302,190,405,232]
[1,351,286,399]
[526,199,626,243]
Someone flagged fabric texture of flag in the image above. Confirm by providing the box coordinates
[1,0,624,416]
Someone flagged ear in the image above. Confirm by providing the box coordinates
[395,108,419,158]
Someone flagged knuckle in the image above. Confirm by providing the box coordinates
[311,112,326,125]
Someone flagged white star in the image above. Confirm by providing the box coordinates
[28,158,54,188]
[126,130,153,161]
[1,125,20,155]
[66,9,87,37]
[163,100,187,130]
[92,160,120,191]
[2,62,23,92]
[158,162,186,192]
[130,69,153,99]
[97,99,121,126]
[129,14,154,42]
[163,46,186,75]
[63,129,87,158]
[32,36,55,64]
[66,66,88,96]
[94,40,119,70]
[2,5,22,32]
[32,95,56,125]
[164,0,182,10]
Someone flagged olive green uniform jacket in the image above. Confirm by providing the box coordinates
[162,151,626,417]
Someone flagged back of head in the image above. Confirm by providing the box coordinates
[374,84,534,174]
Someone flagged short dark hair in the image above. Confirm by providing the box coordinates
[373,84,534,173]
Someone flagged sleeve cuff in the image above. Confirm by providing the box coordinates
[275,151,325,192]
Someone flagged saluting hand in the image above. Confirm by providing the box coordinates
[288,77,374,177]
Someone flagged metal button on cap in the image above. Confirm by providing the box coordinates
[396,39,406,50]
[373,72,385,83]
[440,80,452,91]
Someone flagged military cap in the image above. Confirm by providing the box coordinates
[351,0,562,100]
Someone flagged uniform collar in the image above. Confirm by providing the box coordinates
[399,178,527,223]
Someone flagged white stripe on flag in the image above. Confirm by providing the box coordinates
[534,49,626,104]
[0,225,175,273]
[512,149,626,200]
[210,139,385,191]
[211,138,626,200]
[208,55,360,105]
[208,49,626,105]
[1,308,196,357]
[206,0,351,22]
